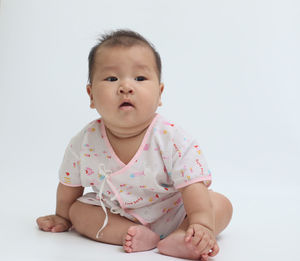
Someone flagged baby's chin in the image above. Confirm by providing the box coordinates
[104,117,154,138]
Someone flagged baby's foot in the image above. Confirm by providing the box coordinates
[157,232,202,260]
[123,225,160,253]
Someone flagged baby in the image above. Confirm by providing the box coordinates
[37,29,233,260]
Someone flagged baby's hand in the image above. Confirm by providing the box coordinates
[36,215,72,233]
[185,224,219,260]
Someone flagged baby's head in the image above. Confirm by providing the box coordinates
[86,30,164,134]
[88,29,162,84]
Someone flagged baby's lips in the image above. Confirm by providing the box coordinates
[119,101,135,108]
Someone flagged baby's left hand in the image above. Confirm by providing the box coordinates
[185,224,219,260]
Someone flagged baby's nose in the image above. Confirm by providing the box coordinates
[118,81,134,94]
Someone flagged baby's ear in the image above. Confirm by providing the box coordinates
[158,83,164,106]
[86,84,95,109]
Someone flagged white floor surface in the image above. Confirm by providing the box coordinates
[1,161,299,261]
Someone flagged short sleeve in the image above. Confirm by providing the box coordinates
[58,141,82,187]
[170,127,212,190]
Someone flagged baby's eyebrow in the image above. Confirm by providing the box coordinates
[134,64,151,72]
[99,64,152,73]
[100,65,118,72]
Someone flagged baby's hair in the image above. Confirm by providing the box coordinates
[88,29,162,84]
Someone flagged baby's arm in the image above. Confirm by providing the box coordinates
[36,183,84,232]
[179,182,219,258]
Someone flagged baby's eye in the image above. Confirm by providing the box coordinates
[105,76,118,82]
[135,76,147,81]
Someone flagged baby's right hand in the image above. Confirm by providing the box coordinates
[36,215,72,233]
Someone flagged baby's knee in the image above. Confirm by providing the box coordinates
[221,194,233,219]
[210,191,233,219]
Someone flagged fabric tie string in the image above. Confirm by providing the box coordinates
[96,164,112,239]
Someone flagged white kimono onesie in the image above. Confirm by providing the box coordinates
[59,114,212,239]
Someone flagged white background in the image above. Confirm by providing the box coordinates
[0,0,299,260]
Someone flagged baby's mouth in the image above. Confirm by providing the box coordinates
[120,102,133,107]
[119,101,135,109]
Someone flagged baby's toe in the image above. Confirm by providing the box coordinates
[127,226,138,236]
[38,219,54,231]
[201,255,209,261]
[124,246,132,253]
[40,223,53,231]
[51,223,67,232]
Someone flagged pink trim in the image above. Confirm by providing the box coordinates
[107,178,148,225]
[98,114,160,226]
[106,178,125,208]
[59,181,82,187]
[175,175,212,190]
[102,114,160,177]
[106,177,148,226]
[100,121,125,168]
[126,210,149,226]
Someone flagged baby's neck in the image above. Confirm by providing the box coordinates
[103,115,155,140]
[104,121,150,165]
[105,125,148,140]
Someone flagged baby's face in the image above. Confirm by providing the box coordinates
[87,45,164,133]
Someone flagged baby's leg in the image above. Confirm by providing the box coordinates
[157,191,233,260]
[69,201,159,252]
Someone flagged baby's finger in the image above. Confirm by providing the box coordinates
[209,242,220,257]
[201,254,209,261]
[196,234,210,253]
[185,226,194,242]
[191,229,203,246]
[202,239,215,257]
